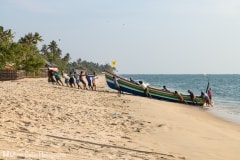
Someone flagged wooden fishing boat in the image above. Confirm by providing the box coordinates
[104,70,206,106]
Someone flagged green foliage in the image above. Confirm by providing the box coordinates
[0,26,45,72]
[1,26,115,74]
[67,58,115,74]
[7,42,25,69]
[0,26,14,68]
[18,32,44,72]
[40,40,70,71]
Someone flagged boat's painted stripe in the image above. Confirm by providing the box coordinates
[105,72,204,106]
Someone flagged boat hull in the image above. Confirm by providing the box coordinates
[105,71,205,106]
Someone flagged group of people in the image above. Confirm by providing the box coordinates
[171,88,212,106]
[48,68,98,91]
[114,76,213,106]
[173,88,213,106]
[159,83,213,106]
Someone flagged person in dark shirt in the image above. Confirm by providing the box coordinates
[174,91,186,104]
[188,90,197,105]
[113,76,122,94]
[79,71,87,89]
[162,85,170,92]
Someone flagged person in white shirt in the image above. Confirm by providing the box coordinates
[92,72,98,91]
[62,71,70,87]
[204,92,212,106]
[74,72,82,89]
[201,91,212,106]
[139,81,151,98]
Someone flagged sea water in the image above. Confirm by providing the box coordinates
[121,74,240,124]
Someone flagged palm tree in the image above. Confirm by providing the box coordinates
[62,53,71,63]
[0,26,14,68]
[40,44,48,55]
[19,32,43,46]
[0,26,14,43]
[18,32,44,71]
[33,32,43,44]
[47,40,62,64]
[59,53,71,71]
[47,40,58,63]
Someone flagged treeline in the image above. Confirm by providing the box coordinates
[0,26,115,75]
[66,58,114,74]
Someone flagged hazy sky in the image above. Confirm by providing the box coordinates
[1,0,240,74]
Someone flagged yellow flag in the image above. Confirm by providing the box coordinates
[111,60,117,67]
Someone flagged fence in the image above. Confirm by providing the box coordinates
[0,69,48,81]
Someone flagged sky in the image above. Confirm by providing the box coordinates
[1,0,240,74]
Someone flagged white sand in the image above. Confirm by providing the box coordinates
[0,75,239,160]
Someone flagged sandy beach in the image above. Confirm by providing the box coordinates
[0,75,239,160]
